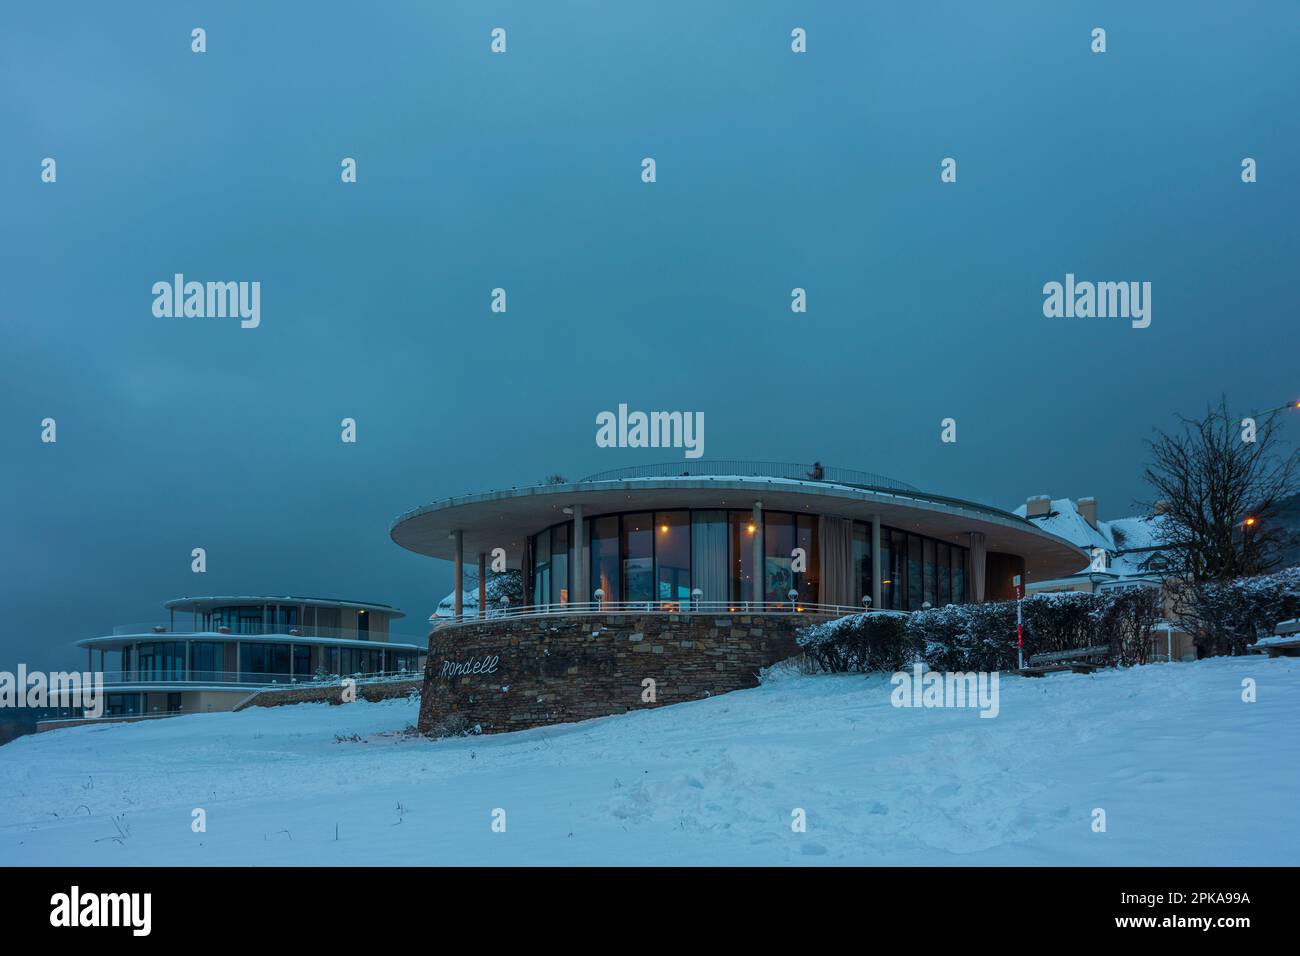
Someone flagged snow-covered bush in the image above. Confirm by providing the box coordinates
[799,589,1167,673]
[1179,566,1300,656]
[912,601,1018,672]
[797,612,918,673]
[1020,592,1106,655]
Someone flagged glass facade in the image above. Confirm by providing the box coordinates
[590,515,620,604]
[137,642,185,681]
[728,511,757,603]
[190,641,223,680]
[240,642,292,677]
[528,510,970,611]
[654,511,691,605]
[621,512,654,602]
[852,522,872,608]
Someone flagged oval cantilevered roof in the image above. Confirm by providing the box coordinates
[390,474,1089,585]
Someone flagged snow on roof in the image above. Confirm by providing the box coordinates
[1013,498,1115,551]
[1013,498,1171,579]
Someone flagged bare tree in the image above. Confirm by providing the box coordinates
[1142,397,1297,582]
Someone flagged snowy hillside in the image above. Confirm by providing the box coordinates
[1,656,1296,865]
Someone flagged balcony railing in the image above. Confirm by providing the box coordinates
[107,622,422,645]
[432,600,873,628]
[95,668,422,687]
[578,460,918,493]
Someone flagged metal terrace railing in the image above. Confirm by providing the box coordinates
[94,668,422,687]
[431,600,876,629]
[578,461,919,493]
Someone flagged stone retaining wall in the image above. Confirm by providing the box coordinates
[417,612,826,735]
[234,677,422,710]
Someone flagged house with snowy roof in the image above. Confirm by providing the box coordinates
[1013,496,1171,592]
[1013,495,1193,660]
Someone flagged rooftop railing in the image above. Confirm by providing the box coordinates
[431,599,874,629]
[105,622,424,645]
[578,460,918,493]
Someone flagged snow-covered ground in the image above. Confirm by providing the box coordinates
[1,656,1296,865]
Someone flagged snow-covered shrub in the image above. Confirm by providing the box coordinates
[1102,587,1164,666]
[801,589,1161,673]
[910,601,1018,672]
[1180,566,1300,656]
[1020,592,1108,657]
[797,612,919,673]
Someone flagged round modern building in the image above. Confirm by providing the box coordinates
[392,461,1088,734]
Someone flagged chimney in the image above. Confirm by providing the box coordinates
[1026,495,1051,518]
[1077,497,1098,529]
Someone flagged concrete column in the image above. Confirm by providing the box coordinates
[453,530,464,618]
[871,514,882,610]
[477,552,487,619]
[969,531,987,603]
[752,501,764,607]
[572,504,584,605]
[185,641,192,681]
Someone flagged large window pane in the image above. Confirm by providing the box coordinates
[923,537,937,608]
[852,522,872,609]
[191,641,223,680]
[794,514,820,604]
[763,513,796,604]
[953,547,967,604]
[138,641,184,680]
[907,535,924,611]
[728,511,757,604]
[590,516,620,605]
[938,543,952,605]
[532,530,551,606]
[621,513,653,602]
[654,511,691,606]
[551,523,570,605]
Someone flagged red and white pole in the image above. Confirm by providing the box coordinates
[1013,574,1024,670]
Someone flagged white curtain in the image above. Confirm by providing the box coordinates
[691,511,729,603]
[819,516,855,607]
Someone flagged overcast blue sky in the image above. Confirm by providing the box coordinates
[3,1,1297,669]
